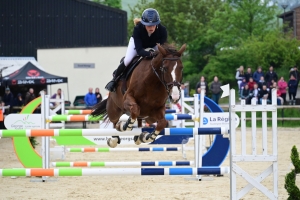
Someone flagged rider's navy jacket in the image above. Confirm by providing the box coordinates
[132,23,167,57]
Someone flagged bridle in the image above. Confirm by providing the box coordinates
[151,55,182,100]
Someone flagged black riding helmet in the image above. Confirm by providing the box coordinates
[141,8,160,26]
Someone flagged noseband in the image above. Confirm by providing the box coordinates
[151,56,182,99]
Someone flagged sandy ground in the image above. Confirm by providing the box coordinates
[0,124,299,200]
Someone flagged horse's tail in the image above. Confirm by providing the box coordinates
[91,98,108,120]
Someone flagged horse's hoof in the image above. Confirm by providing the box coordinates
[134,136,142,145]
[107,138,118,148]
[139,131,154,143]
[115,121,123,132]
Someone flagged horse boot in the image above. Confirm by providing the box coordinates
[293,100,296,105]
[105,61,126,92]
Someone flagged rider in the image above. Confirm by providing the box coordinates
[105,8,168,92]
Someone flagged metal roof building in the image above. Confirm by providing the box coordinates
[0,0,127,58]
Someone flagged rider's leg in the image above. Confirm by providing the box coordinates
[124,37,137,66]
[105,37,137,92]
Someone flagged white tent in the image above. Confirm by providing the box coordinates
[0,57,45,77]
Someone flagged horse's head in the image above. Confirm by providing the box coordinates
[153,43,186,104]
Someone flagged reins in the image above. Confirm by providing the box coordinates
[151,54,182,98]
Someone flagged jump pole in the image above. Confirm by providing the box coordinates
[52,161,194,167]
[67,147,187,152]
[47,113,197,122]
[0,127,228,137]
[0,167,230,176]
[64,109,179,115]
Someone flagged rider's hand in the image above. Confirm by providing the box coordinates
[149,51,158,58]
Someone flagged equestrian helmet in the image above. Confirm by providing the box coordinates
[141,8,160,26]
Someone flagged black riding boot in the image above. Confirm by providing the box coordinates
[105,61,126,92]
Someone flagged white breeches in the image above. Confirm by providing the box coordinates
[124,37,158,66]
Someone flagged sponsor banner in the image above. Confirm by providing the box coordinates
[83,136,163,145]
[17,80,35,84]
[9,78,66,85]
[202,112,240,128]
[4,114,42,130]
[46,78,64,84]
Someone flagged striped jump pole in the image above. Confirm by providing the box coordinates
[165,114,197,121]
[65,110,92,115]
[0,127,228,137]
[64,109,179,115]
[165,109,179,114]
[48,115,102,122]
[0,167,229,176]
[52,161,194,167]
[68,147,182,152]
[48,114,196,122]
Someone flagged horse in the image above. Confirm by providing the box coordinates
[91,43,186,147]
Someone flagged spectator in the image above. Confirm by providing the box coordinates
[240,84,251,104]
[253,66,264,83]
[258,85,270,104]
[289,66,299,97]
[270,81,277,90]
[41,89,47,95]
[13,93,24,107]
[195,76,209,95]
[289,66,299,85]
[278,76,287,104]
[288,75,298,105]
[265,66,278,87]
[269,79,277,89]
[95,88,103,103]
[239,78,247,96]
[245,67,253,82]
[24,88,36,105]
[258,76,267,90]
[3,88,14,114]
[235,66,245,90]
[251,83,259,104]
[210,76,222,104]
[276,86,284,106]
[247,77,256,91]
[51,88,62,114]
[0,100,5,129]
[84,88,97,108]
[180,83,189,97]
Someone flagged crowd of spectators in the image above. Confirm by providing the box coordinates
[236,65,299,105]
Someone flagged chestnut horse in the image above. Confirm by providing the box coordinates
[91,43,186,147]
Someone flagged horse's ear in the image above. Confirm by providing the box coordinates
[157,44,167,56]
[178,44,187,55]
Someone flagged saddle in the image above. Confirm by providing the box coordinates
[117,48,155,94]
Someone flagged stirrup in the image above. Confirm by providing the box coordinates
[105,80,116,92]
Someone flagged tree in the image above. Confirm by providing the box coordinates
[207,0,279,48]
[202,30,300,86]
[93,0,122,9]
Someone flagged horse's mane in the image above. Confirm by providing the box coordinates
[161,43,181,57]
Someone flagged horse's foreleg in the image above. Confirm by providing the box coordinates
[116,116,136,132]
[139,117,167,143]
[106,98,122,148]
[119,94,140,131]
[133,119,144,145]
